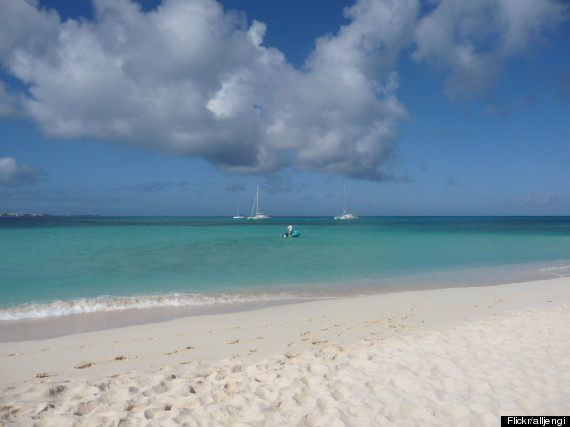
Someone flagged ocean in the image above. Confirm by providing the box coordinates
[1,216,569,339]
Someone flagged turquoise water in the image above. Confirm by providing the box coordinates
[1,216,569,321]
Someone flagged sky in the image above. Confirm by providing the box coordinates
[0,0,569,216]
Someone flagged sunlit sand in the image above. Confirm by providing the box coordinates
[1,278,568,425]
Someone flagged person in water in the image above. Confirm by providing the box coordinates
[286,224,293,236]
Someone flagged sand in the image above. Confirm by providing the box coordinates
[0,278,569,426]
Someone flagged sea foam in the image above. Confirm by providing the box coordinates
[0,292,302,321]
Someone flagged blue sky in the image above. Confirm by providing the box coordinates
[1,0,569,216]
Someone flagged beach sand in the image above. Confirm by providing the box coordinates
[1,278,569,426]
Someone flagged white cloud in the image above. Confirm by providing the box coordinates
[0,0,417,180]
[0,0,567,179]
[279,0,418,179]
[413,0,568,100]
[0,157,46,187]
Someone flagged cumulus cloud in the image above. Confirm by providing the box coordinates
[413,0,568,100]
[0,0,567,179]
[0,157,46,187]
[279,0,417,180]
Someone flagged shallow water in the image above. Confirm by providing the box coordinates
[1,216,569,324]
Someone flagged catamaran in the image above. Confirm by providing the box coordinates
[248,185,272,220]
[233,201,245,219]
[334,185,358,220]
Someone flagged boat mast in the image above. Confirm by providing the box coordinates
[250,187,255,217]
[250,185,260,217]
[342,184,347,215]
[256,185,260,215]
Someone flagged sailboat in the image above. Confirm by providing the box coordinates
[248,185,272,220]
[233,201,245,219]
[334,185,358,220]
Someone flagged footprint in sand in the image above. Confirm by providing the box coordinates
[111,371,132,378]
[75,400,98,416]
[0,406,21,418]
[165,346,199,356]
[74,362,95,369]
[249,348,268,354]
[113,355,137,361]
[285,353,302,359]
[47,385,66,396]
[36,372,58,378]
[43,345,71,352]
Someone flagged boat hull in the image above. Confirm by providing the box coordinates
[248,214,272,220]
[334,214,358,220]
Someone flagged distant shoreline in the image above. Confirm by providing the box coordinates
[0,213,101,218]
[2,213,569,218]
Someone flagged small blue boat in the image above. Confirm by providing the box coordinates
[282,230,300,238]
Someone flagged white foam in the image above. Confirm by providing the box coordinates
[0,292,301,321]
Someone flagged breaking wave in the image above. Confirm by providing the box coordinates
[0,292,306,321]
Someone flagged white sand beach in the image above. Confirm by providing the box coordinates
[1,278,569,426]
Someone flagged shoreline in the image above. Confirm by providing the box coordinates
[1,260,565,341]
[1,277,568,424]
[0,298,319,343]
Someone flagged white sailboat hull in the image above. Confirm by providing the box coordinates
[248,185,272,220]
[247,213,271,220]
[334,185,358,220]
[334,213,359,220]
[233,201,246,219]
